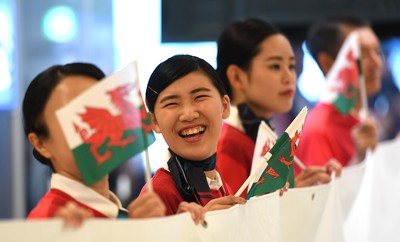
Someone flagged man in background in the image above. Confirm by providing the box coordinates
[297,14,383,167]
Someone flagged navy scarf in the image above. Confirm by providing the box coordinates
[237,103,273,142]
[168,151,216,205]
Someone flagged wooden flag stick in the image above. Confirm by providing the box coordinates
[235,152,272,197]
[356,34,369,121]
[359,73,369,121]
[294,156,306,170]
[144,148,153,192]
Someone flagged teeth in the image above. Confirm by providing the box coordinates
[181,126,205,136]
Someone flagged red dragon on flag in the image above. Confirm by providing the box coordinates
[56,62,155,186]
[73,83,153,165]
[245,107,307,199]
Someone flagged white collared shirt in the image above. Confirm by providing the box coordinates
[50,173,127,218]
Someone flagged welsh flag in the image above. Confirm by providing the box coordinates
[246,107,307,199]
[56,61,155,186]
[320,31,361,115]
[248,122,296,190]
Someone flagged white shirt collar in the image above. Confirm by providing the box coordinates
[224,105,244,132]
[206,172,223,190]
[163,160,223,190]
[50,173,125,218]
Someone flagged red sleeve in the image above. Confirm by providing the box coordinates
[27,189,108,219]
[217,125,254,198]
[27,190,66,219]
[296,128,335,168]
[139,168,184,216]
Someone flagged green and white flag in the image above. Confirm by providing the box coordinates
[248,121,277,192]
[320,31,361,115]
[56,61,155,186]
[246,107,307,199]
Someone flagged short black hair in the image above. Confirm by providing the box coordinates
[216,18,281,100]
[146,54,226,112]
[306,13,370,61]
[22,62,105,169]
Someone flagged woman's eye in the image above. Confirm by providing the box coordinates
[163,102,177,108]
[269,64,280,70]
[195,95,209,100]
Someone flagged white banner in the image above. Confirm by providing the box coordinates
[2,139,400,242]
[345,139,400,242]
[280,182,332,242]
[0,192,281,242]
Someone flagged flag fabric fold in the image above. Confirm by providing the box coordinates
[248,121,277,192]
[246,107,307,199]
[320,31,361,115]
[56,61,155,186]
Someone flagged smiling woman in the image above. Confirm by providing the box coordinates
[151,71,229,161]
[138,54,246,221]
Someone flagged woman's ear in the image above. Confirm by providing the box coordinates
[150,113,161,134]
[222,95,231,119]
[226,64,247,91]
[317,52,335,76]
[28,133,52,159]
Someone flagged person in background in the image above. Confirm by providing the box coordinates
[296,14,382,168]
[216,18,341,198]
[139,54,246,222]
[23,63,166,227]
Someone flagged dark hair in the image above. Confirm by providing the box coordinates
[22,62,105,169]
[146,54,226,112]
[216,18,281,100]
[306,13,370,62]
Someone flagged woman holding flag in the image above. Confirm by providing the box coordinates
[23,62,166,227]
[216,18,342,198]
[139,54,246,222]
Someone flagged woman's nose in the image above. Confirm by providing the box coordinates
[179,104,199,122]
[283,68,296,84]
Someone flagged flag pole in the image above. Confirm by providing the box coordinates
[235,152,272,197]
[135,60,153,192]
[143,148,153,192]
[358,60,369,121]
[356,31,369,121]
[294,156,306,170]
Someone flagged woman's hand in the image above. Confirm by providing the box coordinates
[204,196,246,212]
[279,181,290,196]
[176,201,206,225]
[128,191,166,218]
[54,201,93,228]
[295,167,331,187]
[352,117,378,162]
[325,158,342,177]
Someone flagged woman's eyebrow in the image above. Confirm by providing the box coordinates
[263,56,296,62]
[159,87,212,104]
[159,94,178,104]
[191,87,211,94]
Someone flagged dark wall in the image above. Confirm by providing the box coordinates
[162,0,400,42]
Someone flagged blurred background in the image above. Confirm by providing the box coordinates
[0,0,399,218]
